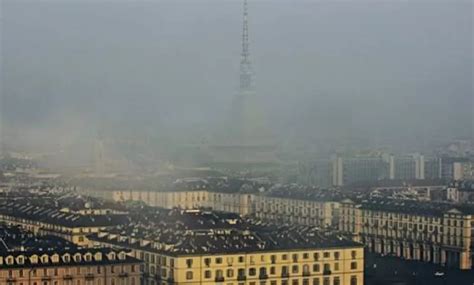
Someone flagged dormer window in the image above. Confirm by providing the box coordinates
[63,254,71,263]
[108,252,116,260]
[41,255,49,264]
[84,253,93,262]
[94,252,102,261]
[30,255,39,264]
[16,256,25,265]
[118,252,126,260]
[51,254,60,263]
[6,256,14,265]
[73,253,82,262]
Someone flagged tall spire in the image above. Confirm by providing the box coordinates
[240,0,253,92]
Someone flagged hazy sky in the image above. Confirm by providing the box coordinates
[1,0,473,154]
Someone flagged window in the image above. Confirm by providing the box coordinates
[350,276,357,285]
[227,269,234,278]
[216,270,224,278]
[239,256,244,263]
[351,251,357,259]
[205,270,212,279]
[292,265,298,274]
[323,252,329,258]
[259,267,267,277]
[333,277,340,285]
[249,268,256,276]
[186,259,193,268]
[292,254,298,262]
[216,258,223,264]
[303,279,309,285]
[238,269,245,277]
[270,267,275,275]
[282,254,288,261]
[292,280,298,285]
[334,252,340,260]
[350,262,357,270]
[204,258,211,267]
[271,255,276,264]
[186,271,193,280]
[313,278,320,285]
[323,264,330,272]
[313,253,319,261]
[334,263,339,271]
[323,278,330,285]
[313,264,320,272]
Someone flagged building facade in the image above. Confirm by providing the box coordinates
[0,248,142,285]
[339,198,474,269]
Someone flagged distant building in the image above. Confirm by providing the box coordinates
[112,178,343,228]
[297,158,332,187]
[331,154,389,186]
[447,180,474,203]
[208,0,278,171]
[389,153,425,180]
[441,157,473,181]
[339,198,474,270]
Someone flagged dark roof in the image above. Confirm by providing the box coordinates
[0,200,130,228]
[89,207,361,256]
[351,198,474,217]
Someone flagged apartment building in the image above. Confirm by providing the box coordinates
[90,209,364,285]
[339,198,474,269]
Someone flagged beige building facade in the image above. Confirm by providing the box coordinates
[339,198,474,269]
[92,233,364,285]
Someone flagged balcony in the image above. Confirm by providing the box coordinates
[63,275,73,280]
[41,276,52,281]
[303,271,311,277]
[259,274,268,280]
[215,276,225,282]
[323,270,331,276]
[119,272,129,278]
[281,272,290,278]
[85,273,95,280]
[6,277,16,282]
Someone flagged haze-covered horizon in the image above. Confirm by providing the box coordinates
[1,0,472,165]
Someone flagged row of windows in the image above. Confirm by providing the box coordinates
[147,276,359,285]
[190,262,357,280]
[5,265,136,278]
[199,252,357,267]
[7,276,137,285]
